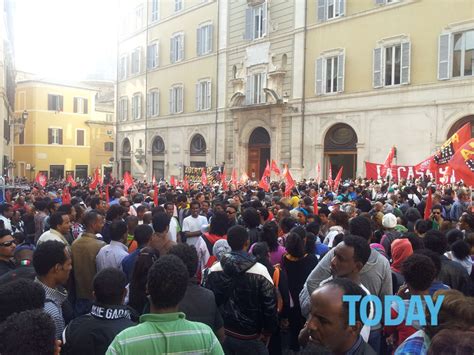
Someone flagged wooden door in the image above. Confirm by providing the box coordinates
[248,147,260,180]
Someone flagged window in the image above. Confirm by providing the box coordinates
[106,114,113,122]
[48,94,63,111]
[197,24,213,56]
[75,165,88,179]
[147,42,159,69]
[170,33,184,63]
[135,5,144,30]
[317,0,345,23]
[245,73,266,105]
[244,2,267,40]
[132,93,142,119]
[73,97,88,114]
[104,142,114,151]
[76,129,85,146]
[315,53,345,95]
[147,90,160,117]
[175,0,183,12]
[190,134,206,155]
[118,97,128,121]
[119,56,127,79]
[196,80,211,111]
[50,165,64,179]
[152,136,165,155]
[48,128,63,145]
[373,41,410,88]
[131,48,141,75]
[452,30,474,78]
[375,0,397,5]
[169,85,184,114]
[151,0,159,22]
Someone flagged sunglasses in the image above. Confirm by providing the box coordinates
[432,212,441,215]
[0,240,15,247]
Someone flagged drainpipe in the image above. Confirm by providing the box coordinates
[214,0,220,167]
[144,3,149,180]
[300,0,308,173]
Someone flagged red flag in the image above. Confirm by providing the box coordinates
[381,146,396,176]
[327,163,333,190]
[333,166,343,191]
[105,184,110,203]
[35,172,47,187]
[62,186,71,205]
[259,161,271,192]
[271,160,281,175]
[170,176,176,188]
[183,175,189,192]
[424,188,433,220]
[221,167,228,191]
[316,163,321,185]
[313,194,319,215]
[441,166,452,185]
[154,182,158,207]
[231,168,238,188]
[89,168,100,190]
[66,174,77,187]
[201,169,208,186]
[284,166,295,197]
[448,138,474,186]
[431,122,471,170]
[123,171,133,196]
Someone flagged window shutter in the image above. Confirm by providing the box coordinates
[401,42,410,85]
[132,97,136,118]
[196,27,202,56]
[315,57,323,95]
[73,98,78,113]
[337,53,345,92]
[178,87,183,113]
[147,93,151,117]
[124,99,128,120]
[245,75,253,104]
[137,95,142,119]
[48,94,53,110]
[208,25,213,53]
[338,0,345,16]
[147,45,153,69]
[169,88,174,113]
[77,130,84,146]
[262,2,267,37]
[195,83,200,110]
[59,95,64,111]
[156,92,160,115]
[84,99,88,114]
[48,128,52,144]
[244,8,253,40]
[207,81,211,109]
[438,33,450,80]
[155,43,159,67]
[179,34,184,61]
[373,47,383,88]
[170,37,175,63]
[317,0,327,23]
[261,73,267,103]
[59,129,63,145]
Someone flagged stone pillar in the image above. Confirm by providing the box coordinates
[356,143,365,178]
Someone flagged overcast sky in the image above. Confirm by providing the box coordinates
[14,0,118,81]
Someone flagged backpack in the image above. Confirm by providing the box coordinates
[272,264,284,314]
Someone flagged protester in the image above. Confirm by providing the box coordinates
[96,220,128,271]
[0,229,16,276]
[37,211,71,245]
[0,278,45,322]
[107,255,223,354]
[121,224,153,280]
[0,242,36,284]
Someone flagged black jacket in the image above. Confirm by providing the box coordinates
[204,251,278,337]
[62,304,135,355]
[439,256,472,296]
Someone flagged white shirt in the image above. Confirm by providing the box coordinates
[0,215,11,231]
[37,229,69,245]
[96,240,129,271]
[182,215,208,247]
[194,236,210,273]
[168,216,179,243]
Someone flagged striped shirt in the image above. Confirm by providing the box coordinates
[106,312,223,355]
[35,278,68,339]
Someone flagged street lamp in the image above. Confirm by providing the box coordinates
[10,110,29,182]
[134,148,145,164]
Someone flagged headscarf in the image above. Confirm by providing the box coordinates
[370,243,388,259]
[391,238,413,273]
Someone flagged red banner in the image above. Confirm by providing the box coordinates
[365,161,457,183]
[449,139,474,186]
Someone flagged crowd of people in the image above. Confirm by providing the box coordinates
[0,175,473,355]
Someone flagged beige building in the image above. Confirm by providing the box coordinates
[117,0,474,180]
[0,0,16,177]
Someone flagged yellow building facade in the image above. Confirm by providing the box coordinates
[14,80,115,180]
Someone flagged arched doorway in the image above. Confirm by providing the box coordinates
[190,134,207,167]
[248,127,270,180]
[447,115,474,138]
[152,136,165,179]
[121,138,131,176]
[324,123,357,179]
